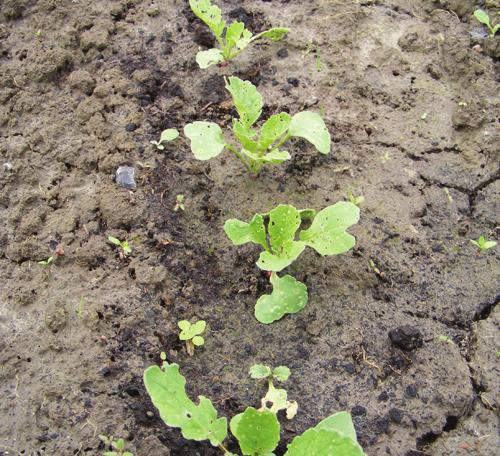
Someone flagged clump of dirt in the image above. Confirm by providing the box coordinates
[0,1,498,455]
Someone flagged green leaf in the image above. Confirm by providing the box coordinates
[191,320,206,335]
[160,129,179,142]
[474,9,491,27]
[249,364,272,379]
[483,240,497,249]
[184,122,226,160]
[233,120,258,153]
[257,240,305,272]
[189,0,225,38]
[268,204,302,252]
[143,365,227,446]
[272,366,291,382]
[224,214,268,251]
[263,385,288,413]
[260,149,291,164]
[178,320,191,331]
[299,202,359,255]
[236,29,253,50]
[196,48,224,68]
[122,241,132,254]
[255,273,308,324]
[113,439,125,451]
[225,21,248,52]
[493,24,500,35]
[225,76,263,128]
[257,27,289,41]
[192,336,205,346]
[315,412,358,443]
[284,428,365,456]
[107,236,121,246]
[298,208,317,220]
[288,111,331,154]
[230,407,280,455]
[258,112,291,151]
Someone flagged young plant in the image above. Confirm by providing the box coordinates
[250,364,297,419]
[108,236,132,258]
[38,256,54,267]
[189,0,288,68]
[174,194,185,212]
[470,235,497,253]
[224,202,359,323]
[99,435,134,456]
[184,76,331,175]
[150,128,179,150]
[143,361,365,455]
[178,319,206,356]
[473,10,499,37]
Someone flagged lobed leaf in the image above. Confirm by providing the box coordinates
[189,0,225,38]
[258,27,289,41]
[268,204,302,252]
[284,428,365,456]
[258,112,291,151]
[288,111,331,154]
[225,77,263,128]
[184,122,226,160]
[196,48,224,68]
[224,214,268,251]
[143,365,227,446]
[230,407,280,455]
[191,320,206,335]
[299,202,359,255]
[254,274,308,324]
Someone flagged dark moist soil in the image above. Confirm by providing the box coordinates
[0,0,499,455]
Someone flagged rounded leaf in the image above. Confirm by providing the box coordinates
[315,411,358,443]
[473,9,490,26]
[272,366,291,382]
[184,122,226,160]
[285,428,365,456]
[192,336,205,346]
[160,128,179,142]
[288,111,331,154]
[196,48,224,69]
[249,364,272,379]
[255,274,308,324]
[178,320,191,331]
[191,320,206,335]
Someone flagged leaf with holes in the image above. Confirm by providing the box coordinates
[184,122,226,160]
[196,48,224,69]
[189,0,225,38]
[230,407,280,455]
[255,273,308,324]
[299,202,359,255]
[257,240,305,272]
[258,113,291,151]
[143,364,227,446]
[224,214,268,251]
[225,76,263,128]
[288,111,331,154]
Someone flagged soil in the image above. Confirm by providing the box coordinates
[0,0,498,455]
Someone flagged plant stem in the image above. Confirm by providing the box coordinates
[273,133,291,151]
[218,442,230,454]
[226,144,257,175]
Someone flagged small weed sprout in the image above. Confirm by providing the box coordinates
[224,202,359,323]
[347,191,365,206]
[184,76,331,175]
[178,320,206,356]
[143,361,366,455]
[174,194,185,212]
[38,256,54,267]
[250,364,298,419]
[189,0,288,68]
[473,10,499,37]
[150,128,179,150]
[108,236,132,258]
[99,435,134,456]
[470,235,497,253]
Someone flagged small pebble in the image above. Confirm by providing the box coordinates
[116,165,136,189]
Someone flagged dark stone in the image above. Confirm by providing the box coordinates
[287,77,299,87]
[351,405,367,416]
[344,363,356,374]
[388,325,423,351]
[389,408,404,423]
[125,123,138,132]
[277,48,289,59]
[373,415,390,434]
[405,384,418,398]
[378,390,389,401]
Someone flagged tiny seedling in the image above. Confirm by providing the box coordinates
[347,191,365,206]
[38,256,54,267]
[470,235,497,252]
[178,320,206,356]
[108,236,132,258]
[99,435,134,456]
[473,9,499,37]
[189,0,288,68]
[174,194,185,212]
[224,202,359,323]
[150,128,179,150]
[184,76,331,175]
[144,361,365,455]
[250,364,298,419]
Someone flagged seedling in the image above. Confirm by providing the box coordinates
[38,256,54,267]
[144,361,365,455]
[470,235,497,252]
[174,194,185,212]
[224,202,359,323]
[99,435,134,456]
[150,128,179,150]
[184,76,331,175]
[108,236,132,258]
[189,0,288,68]
[347,191,364,206]
[178,320,206,356]
[250,364,297,419]
[473,10,499,37]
